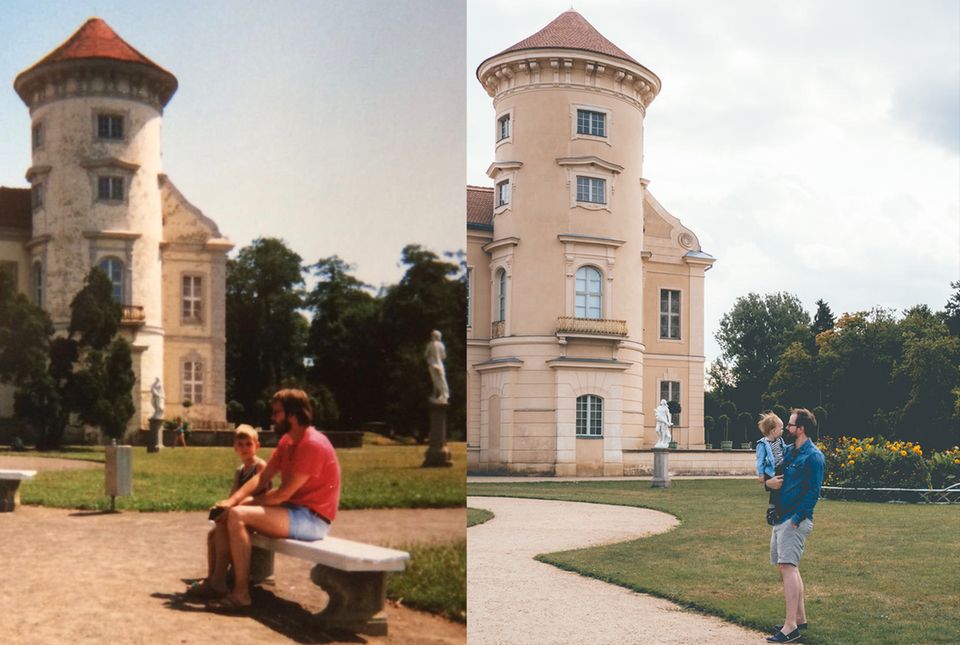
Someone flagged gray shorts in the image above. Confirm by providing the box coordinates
[770,518,813,566]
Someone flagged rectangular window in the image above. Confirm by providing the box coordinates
[31,183,43,211]
[97,176,124,201]
[659,289,681,340]
[466,268,472,328]
[576,109,606,137]
[576,176,606,204]
[97,114,124,140]
[183,361,203,405]
[576,394,603,436]
[496,180,510,207]
[498,114,511,141]
[660,381,681,425]
[32,123,42,150]
[182,275,203,322]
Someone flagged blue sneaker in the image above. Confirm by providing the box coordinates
[766,628,801,643]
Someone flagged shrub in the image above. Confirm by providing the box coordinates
[928,446,960,489]
[817,436,930,489]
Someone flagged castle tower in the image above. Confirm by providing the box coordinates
[14,18,177,432]
[468,11,713,475]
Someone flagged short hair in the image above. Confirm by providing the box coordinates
[757,412,780,436]
[234,424,259,443]
[271,388,313,426]
[791,407,818,434]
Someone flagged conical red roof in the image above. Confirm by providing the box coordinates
[495,11,638,65]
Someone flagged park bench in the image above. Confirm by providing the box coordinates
[249,533,410,636]
[0,469,36,512]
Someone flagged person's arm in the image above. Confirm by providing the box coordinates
[217,461,277,508]
[248,471,310,507]
[229,468,241,496]
[789,453,825,526]
[755,443,766,482]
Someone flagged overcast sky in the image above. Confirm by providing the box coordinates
[468,0,960,365]
[0,0,465,290]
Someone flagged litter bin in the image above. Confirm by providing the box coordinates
[105,441,132,510]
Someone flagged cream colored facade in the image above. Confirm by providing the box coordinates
[467,11,715,475]
[0,19,231,437]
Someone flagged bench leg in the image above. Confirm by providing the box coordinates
[249,546,275,585]
[0,480,22,512]
[310,564,389,636]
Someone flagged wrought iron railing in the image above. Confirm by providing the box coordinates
[556,316,627,336]
[121,305,145,325]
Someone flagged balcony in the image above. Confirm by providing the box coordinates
[491,320,505,339]
[556,316,627,337]
[121,305,145,326]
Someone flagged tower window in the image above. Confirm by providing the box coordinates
[576,394,603,436]
[498,114,511,141]
[31,183,43,211]
[576,109,606,137]
[97,257,124,303]
[496,180,510,207]
[183,360,204,405]
[576,176,606,204]
[182,275,203,322]
[32,123,43,150]
[466,267,473,328]
[660,381,681,425]
[97,176,124,201]
[33,261,43,306]
[97,114,124,140]
[659,289,681,340]
[496,268,506,322]
[575,266,602,319]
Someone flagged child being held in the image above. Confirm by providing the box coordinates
[755,412,787,526]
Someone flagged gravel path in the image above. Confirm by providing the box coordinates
[467,496,769,645]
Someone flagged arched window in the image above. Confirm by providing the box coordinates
[496,268,506,322]
[98,257,124,303]
[576,394,603,437]
[575,266,602,319]
[32,261,43,306]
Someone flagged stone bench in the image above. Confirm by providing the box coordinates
[0,469,36,512]
[249,533,410,636]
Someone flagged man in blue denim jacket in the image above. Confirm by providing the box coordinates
[764,408,825,643]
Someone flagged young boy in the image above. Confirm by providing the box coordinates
[188,425,270,598]
[756,412,787,526]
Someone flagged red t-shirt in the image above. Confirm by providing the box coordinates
[266,427,341,523]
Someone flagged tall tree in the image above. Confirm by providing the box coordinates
[715,292,811,414]
[305,256,384,429]
[226,238,307,425]
[766,341,819,409]
[382,246,466,440]
[943,281,960,337]
[811,299,836,336]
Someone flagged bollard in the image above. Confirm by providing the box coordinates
[105,440,133,511]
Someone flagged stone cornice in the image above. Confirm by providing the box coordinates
[478,50,660,110]
[80,157,141,173]
[557,233,626,247]
[482,236,520,253]
[26,234,52,250]
[556,156,624,174]
[25,165,51,182]
[486,160,523,179]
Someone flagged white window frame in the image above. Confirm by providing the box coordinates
[32,121,43,151]
[660,380,681,426]
[32,261,43,306]
[182,359,204,405]
[570,103,611,144]
[31,182,43,211]
[576,175,606,205]
[97,175,125,202]
[466,267,473,329]
[659,288,681,340]
[495,107,514,148]
[96,113,124,140]
[576,394,603,437]
[97,256,125,303]
[181,274,203,323]
[575,266,603,319]
[496,179,510,208]
[576,109,606,137]
[496,268,506,322]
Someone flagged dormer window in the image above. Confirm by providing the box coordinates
[97,114,124,140]
[576,109,606,137]
[97,176,124,201]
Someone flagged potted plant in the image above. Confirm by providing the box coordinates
[703,416,715,450]
[720,413,733,451]
[666,400,681,449]
[738,412,753,449]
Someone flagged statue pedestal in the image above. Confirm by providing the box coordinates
[651,447,671,488]
[422,402,452,468]
[147,417,164,453]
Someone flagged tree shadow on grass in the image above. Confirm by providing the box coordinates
[153,586,367,644]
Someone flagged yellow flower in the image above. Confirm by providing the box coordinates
[953,459,959,465]
[856,446,863,452]
[848,460,855,465]
[912,446,922,455]
[900,450,907,457]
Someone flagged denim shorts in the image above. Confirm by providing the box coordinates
[771,518,813,566]
[283,503,330,541]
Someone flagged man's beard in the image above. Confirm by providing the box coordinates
[277,418,291,436]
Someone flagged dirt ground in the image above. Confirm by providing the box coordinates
[0,457,465,645]
[468,496,770,645]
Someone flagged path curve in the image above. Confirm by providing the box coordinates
[468,496,768,645]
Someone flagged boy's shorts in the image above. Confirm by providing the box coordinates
[770,518,813,566]
[283,503,330,541]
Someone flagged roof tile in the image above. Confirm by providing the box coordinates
[497,10,638,65]
[0,187,32,231]
[467,186,494,228]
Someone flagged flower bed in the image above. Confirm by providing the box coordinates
[817,436,960,493]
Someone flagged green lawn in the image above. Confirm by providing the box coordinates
[469,480,960,645]
[466,507,494,527]
[388,540,466,622]
[13,442,466,511]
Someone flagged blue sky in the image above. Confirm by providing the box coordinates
[468,0,960,364]
[0,0,466,289]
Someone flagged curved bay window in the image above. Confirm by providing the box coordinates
[575,266,602,319]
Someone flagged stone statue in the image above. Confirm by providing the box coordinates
[150,377,165,419]
[654,398,673,448]
[424,330,450,405]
